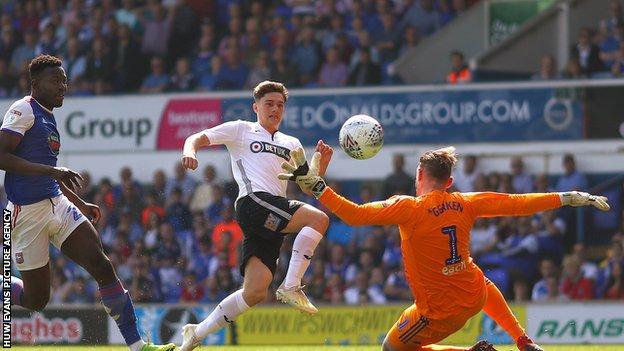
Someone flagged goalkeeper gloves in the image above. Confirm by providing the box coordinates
[277,147,310,181]
[278,150,327,198]
[559,191,610,211]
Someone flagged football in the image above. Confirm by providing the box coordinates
[339,114,384,160]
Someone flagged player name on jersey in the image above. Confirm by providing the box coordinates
[427,201,464,217]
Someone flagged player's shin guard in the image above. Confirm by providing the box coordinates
[10,276,24,306]
[99,279,141,346]
[283,226,323,288]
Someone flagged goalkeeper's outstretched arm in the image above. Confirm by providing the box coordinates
[464,191,610,218]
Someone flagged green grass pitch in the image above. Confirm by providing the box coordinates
[8,346,624,351]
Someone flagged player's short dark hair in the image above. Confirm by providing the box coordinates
[420,146,458,182]
[253,80,288,102]
[29,54,62,81]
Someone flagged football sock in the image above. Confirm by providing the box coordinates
[99,279,143,347]
[10,276,24,306]
[284,226,323,288]
[196,289,250,339]
[420,346,469,350]
[482,279,525,342]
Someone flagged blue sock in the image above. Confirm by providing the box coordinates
[10,276,24,306]
[99,280,142,346]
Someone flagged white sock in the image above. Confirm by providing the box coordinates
[196,289,250,339]
[284,226,324,288]
[129,340,145,351]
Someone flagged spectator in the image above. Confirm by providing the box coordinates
[167,0,198,62]
[140,56,169,94]
[215,45,248,90]
[534,173,554,193]
[555,153,588,192]
[204,185,232,224]
[61,37,86,84]
[599,23,624,68]
[573,243,599,281]
[211,207,243,268]
[116,0,139,32]
[141,3,171,58]
[192,34,216,78]
[471,219,498,258]
[244,51,271,89]
[197,55,221,91]
[603,260,624,299]
[400,0,440,37]
[189,165,219,212]
[36,23,59,56]
[510,156,533,193]
[270,46,296,87]
[141,192,166,228]
[398,26,420,57]
[318,46,348,87]
[84,38,113,94]
[10,29,37,74]
[347,46,382,86]
[383,153,414,197]
[344,271,386,305]
[291,26,320,77]
[168,56,197,92]
[0,59,15,99]
[452,154,479,192]
[562,57,586,79]
[571,28,605,75]
[446,50,471,84]
[560,254,595,300]
[599,0,624,36]
[180,272,205,302]
[532,55,560,80]
[531,259,561,301]
[374,12,400,64]
[166,162,197,203]
[112,23,144,92]
[166,188,192,232]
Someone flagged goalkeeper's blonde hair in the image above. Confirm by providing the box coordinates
[419,146,458,183]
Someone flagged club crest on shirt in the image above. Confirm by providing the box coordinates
[263,213,282,231]
[48,131,60,155]
[249,141,290,160]
[15,252,24,264]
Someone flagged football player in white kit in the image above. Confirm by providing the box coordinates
[179,81,332,350]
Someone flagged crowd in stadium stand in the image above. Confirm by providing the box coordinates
[1,152,622,305]
[0,0,481,97]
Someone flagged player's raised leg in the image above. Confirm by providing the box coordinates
[481,279,544,351]
[276,204,328,314]
[181,257,267,351]
[61,220,175,351]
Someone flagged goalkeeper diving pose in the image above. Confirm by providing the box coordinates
[283,146,609,351]
[179,81,332,350]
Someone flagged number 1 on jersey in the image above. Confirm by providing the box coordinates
[442,225,462,265]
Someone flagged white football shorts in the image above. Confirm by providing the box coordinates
[7,195,87,271]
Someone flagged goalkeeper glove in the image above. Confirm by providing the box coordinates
[559,191,610,211]
[295,175,327,198]
[277,147,310,181]
[278,151,327,198]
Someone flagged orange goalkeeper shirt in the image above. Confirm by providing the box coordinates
[319,189,561,319]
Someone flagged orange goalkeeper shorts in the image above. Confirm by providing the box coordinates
[385,300,485,350]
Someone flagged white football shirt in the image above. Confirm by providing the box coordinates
[203,120,303,201]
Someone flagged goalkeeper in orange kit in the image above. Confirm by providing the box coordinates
[280,144,610,351]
